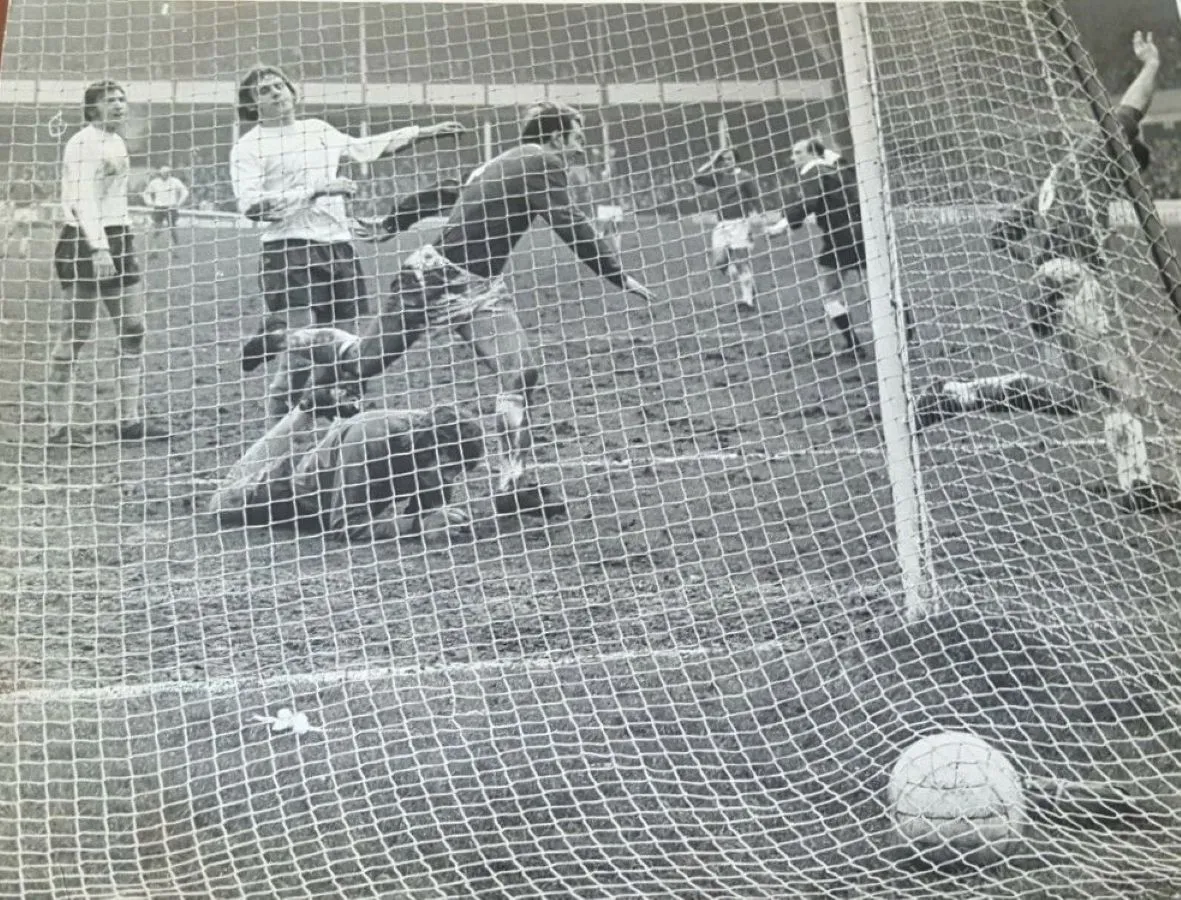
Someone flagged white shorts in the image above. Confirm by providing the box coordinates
[596,205,624,225]
[11,206,38,225]
[401,243,513,330]
[711,219,752,253]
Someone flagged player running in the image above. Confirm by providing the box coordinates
[4,166,39,258]
[45,80,168,443]
[208,403,484,541]
[694,147,762,311]
[141,165,189,251]
[230,64,465,371]
[299,101,657,520]
[913,31,1181,513]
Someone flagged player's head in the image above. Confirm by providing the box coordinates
[83,80,128,129]
[237,65,298,124]
[159,165,172,177]
[520,101,585,158]
[791,137,827,170]
[718,148,738,169]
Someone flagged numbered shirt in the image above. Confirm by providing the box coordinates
[231,118,418,244]
[60,124,131,247]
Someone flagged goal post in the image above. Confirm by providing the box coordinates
[5,1,1181,897]
[835,0,936,620]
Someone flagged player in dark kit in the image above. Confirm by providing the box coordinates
[913,31,1181,513]
[301,101,656,520]
[694,148,762,310]
[786,138,872,355]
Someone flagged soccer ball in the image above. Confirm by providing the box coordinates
[887,731,1028,866]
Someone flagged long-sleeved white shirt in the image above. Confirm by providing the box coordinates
[143,175,189,209]
[230,118,421,244]
[60,124,131,250]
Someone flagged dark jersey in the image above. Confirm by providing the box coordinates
[9,180,35,206]
[694,166,760,220]
[785,160,863,251]
[434,143,625,288]
[991,105,1146,269]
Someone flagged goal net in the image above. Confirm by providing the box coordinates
[2,1,1181,896]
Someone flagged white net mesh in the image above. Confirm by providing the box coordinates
[2,1,1181,897]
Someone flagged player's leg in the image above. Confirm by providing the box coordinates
[45,290,99,443]
[912,371,1084,430]
[243,241,313,371]
[101,230,167,440]
[168,209,180,247]
[816,266,863,354]
[1056,272,1179,512]
[45,227,101,442]
[455,298,564,519]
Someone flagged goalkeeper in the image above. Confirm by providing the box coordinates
[914,31,1180,513]
[296,101,656,522]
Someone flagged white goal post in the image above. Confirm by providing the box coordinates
[3,1,1181,898]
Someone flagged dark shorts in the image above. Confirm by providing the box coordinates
[260,239,370,326]
[818,225,865,273]
[54,225,140,293]
[150,208,180,227]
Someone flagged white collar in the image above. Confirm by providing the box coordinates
[799,150,844,175]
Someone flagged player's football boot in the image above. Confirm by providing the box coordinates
[118,419,171,442]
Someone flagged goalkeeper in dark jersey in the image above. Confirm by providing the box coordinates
[299,101,656,521]
[914,31,1181,513]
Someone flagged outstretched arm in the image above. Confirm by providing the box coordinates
[530,156,655,301]
[341,121,467,165]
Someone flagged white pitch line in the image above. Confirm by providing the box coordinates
[2,619,830,707]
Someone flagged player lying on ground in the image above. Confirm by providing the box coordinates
[913,31,1180,513]
[141,165,189,251]
[784,137,916,356]
[207,403,485,541]
[298,101,657,522]
[230,64,466,371]
[693,147,762,311]
[46,79,169,444]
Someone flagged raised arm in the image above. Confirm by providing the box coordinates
[1118,31,1160,117]
[60,137,110,251]
[693,152,723,191]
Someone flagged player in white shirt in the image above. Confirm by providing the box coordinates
[230,65,465,372]
[142,165,189,249]
[47,80,168,443]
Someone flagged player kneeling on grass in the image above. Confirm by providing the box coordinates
[694,147,761,311]
[913,31,1181,514]
[207,403,485,541]
[299,101,656,522]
